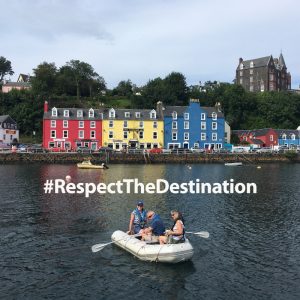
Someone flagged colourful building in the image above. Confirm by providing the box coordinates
[275,129,300,147]
[163,99,225,150]
[102,106,164,150]
[43,101,103,150]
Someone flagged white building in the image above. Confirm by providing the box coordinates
[0,115,19,145]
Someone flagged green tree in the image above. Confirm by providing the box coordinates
[112,80,133,97]
[0,56,14,82]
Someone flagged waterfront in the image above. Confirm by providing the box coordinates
[0,164,300,299]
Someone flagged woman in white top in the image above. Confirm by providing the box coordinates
[159,210,185,245]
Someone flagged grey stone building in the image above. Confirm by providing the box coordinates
[235,54,291,92]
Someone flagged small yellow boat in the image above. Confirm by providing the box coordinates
[77,160,108,169]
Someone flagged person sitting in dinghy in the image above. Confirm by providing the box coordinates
[127,201,147,235]
[141,211,165,243]
[159,210,185,244]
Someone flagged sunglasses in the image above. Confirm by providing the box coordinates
[147,214,154,219]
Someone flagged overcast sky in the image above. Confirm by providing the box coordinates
[1,0,299,88]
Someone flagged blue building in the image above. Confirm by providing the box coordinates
[163,99,225,149]
[275,129,300,148]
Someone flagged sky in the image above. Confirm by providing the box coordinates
[0,0,299,89]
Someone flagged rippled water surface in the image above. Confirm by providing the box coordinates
[0,163,300,299]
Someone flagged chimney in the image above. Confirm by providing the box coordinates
[156,101,163,117]
[239,58,243,64]
[215,102,222,112]
[44,101,49,113]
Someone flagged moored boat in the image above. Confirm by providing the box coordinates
[77,160,108,169]
[111,230,194,263]
[224,162,243,166]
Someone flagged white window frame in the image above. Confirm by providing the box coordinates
[270,135,273,141]
[139,121,144,128]
[109,120,114,128]
[109,109,115,118]
[282,134,286,140]
[90,130,95,138]
[212,122,217,130]
[184,113,189,120]
[51,130,56,138]
[184,121,189,129]
[63,120,68,128]
[153,121,158,129]
[51,120,56,128]
[64,110,69,117]
[150,110,156,119]
[212,133,217,141]
[123,131,128,139]
[201,122,206,130]
[201,133,206,141]
[153,132,157,139]
[79,130,84,139]
[172,132,177,141]
[77,110,83,118]
[184,132,189,140]
[79,121,84,128]
[172,121,177,130]
[63,130,68,138]
[89,108,94,118]
[135,112,141,118]
[125,112,130,118]
[291,134,295,140]
[201,113,206,120]
[52,108,57,117]
[172,111,177,120]
[123,120,128,128]
[90,121,96,128]
[109,131,114,139]
[212,112,217,120]
[139,131,144,139]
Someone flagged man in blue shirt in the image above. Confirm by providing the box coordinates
[141,210,165,242]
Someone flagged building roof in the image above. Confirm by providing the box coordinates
[17,74,31,82]
[0,115,17,128]
[274,129,300,138]
[238,56,271,70]
[44,107,163,121]
[2,82,31,87]
[202,106,224,118]
[164,105,224,118]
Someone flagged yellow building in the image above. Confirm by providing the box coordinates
[102,106,164,150]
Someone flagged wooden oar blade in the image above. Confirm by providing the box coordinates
[194,231,209,238]
[91,243,107,253]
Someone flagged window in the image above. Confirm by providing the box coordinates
[212,122,217,130]
[184,132,189,140]
[51,120,56,128]
[184,121,189,129]
[51,130,56,138]
[49,142,55,148]
[250,61,254,68]
[250,76,253,83]
[201,133,206,141]
[291,134,296,140]
[63,120,68,128]
[109,120,114,128]
[52,107,57,117]
[201,113,206,120]
[90,121,95,128]
[63,130,68,138]
[240,71,243,76]
[150,110,156,119]
[139,131,144,139]
[153,121,157,129]
[282,134,286,140]
[212,112,217,120]
[89,108,94,118]
[64,110,69,117]
[270,135,273,141]
[125,112,130,118]
[109,109,115,118]
[99,113,103,119]
[153,132,157,139]
[109,131,113,139]
[124,131,128,139]
[250,69,253,75]
[240,63,244,70]
[250,85,254,92]
[172,132,177,140]
[139,121,144,128]
[212,133,217,141]
[201,122,206,130]
[79,121,84,128]
[135,112,141,118]
[172,111,177,120]
[79,130,84,138]
[240,78,243,84]
[77,110,83,118]
[123,120,128,128]
[184,113,189,120]
[172,121,177,129]
[194,143,199,148]
[90,131,95,138]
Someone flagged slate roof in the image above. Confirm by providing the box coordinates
[103,108,163,120]
[2,82,31,87]
[238,56,271,70]
[275,129,300,138]
[164,105,224,118]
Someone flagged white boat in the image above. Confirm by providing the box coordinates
[77,160,108,169]
[111,230,194,263]
[224,162,243,166]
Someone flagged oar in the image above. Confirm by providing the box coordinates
[91,233,140,253]
[185,231,209,238]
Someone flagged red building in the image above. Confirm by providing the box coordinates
[43,101,103,151]
[233,128,278,148]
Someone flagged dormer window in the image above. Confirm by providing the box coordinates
[89,108,94,118]
[212,112,217,120]
[64,110,69,117]
[240,63,244,70]
[77,110,83,118]
[150,110,156,119]
[291,134,296,140]
[172,111,177,120]
[135,112,141,118]
[250,61,254,68]
[109,108,115,118]
[125,112,130,118]
[52,107,57,117]
[184,113,189,120]
[282,134,286,140]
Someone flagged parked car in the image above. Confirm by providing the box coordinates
[171,148,192,154]
[99,147,114,153]
[256,147,273,153]
[77,146,92,153]
[148,148,163,154]
[162,149,172,154]
[28,144,46,153]
[191,147,205,153]
[49,147,65,152]
[213,148,229,154]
